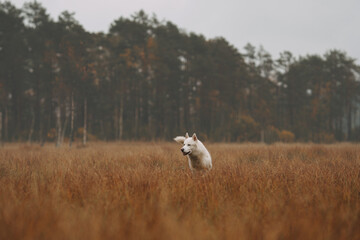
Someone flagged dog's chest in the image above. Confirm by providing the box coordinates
[188,155,204,170]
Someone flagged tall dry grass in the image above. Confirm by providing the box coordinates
[0,142,359,240]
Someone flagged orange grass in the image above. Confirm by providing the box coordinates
[0,142,359,240]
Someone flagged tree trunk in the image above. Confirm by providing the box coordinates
[83,98,87,146]
[179,90,184,132]
[69,92,75,147]
[119,97,124,140]
[55,104,61,147]
[148,87,156,140]
[61,114,68,145]
[114,107,118,140]
[4,105,8,141]
[39,103,43,146]
[35,77,40,143]
[339,115,343,141]
[139,87,143,131]
[42,98,52,147]
[135,98,139,139]
[260,129,265,143]
[0,112,2,146]
[347,102,352,140]
[60,96,71,145]
[28,107,35,144]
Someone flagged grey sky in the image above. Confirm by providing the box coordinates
[9,0,360,63]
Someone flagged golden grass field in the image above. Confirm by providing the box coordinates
[0,142,359,240]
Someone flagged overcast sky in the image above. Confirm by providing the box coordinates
[9,0,360,63]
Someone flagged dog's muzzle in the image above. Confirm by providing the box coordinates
[181,148,190,156]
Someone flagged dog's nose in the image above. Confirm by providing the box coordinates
[181,148,184,152]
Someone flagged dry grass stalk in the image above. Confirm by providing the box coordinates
[0,142,359,240]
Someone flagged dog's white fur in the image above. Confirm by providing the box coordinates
[174,133,212,171]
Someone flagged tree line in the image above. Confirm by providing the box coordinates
[1,1,360,145]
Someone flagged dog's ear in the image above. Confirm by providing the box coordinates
[174,136,186,144]
[192,133,197,141]
[185,132,189,138]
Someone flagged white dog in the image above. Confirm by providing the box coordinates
[174,133,212,171]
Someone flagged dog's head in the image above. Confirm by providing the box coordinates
[174,132,198,156]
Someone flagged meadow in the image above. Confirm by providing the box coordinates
[0,142,359,240]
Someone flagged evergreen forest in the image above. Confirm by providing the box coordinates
[1,1,360,144]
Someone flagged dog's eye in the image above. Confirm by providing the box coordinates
[187,144,191,146]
